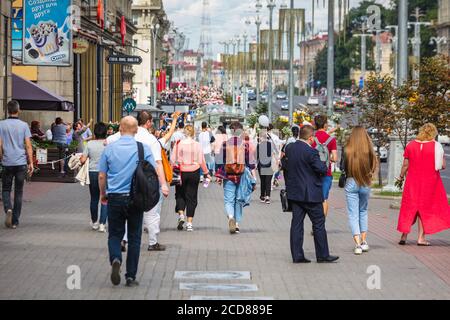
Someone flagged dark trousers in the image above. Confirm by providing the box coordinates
[2,165,27,226]
[56,143,69,173]
[107,194,143,280]
[259,171,272,198]
[175,169,200,218]
[290,200,330,261]
[88,172,108,224]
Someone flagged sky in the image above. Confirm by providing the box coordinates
[164,0,392,58]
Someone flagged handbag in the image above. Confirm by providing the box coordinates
[170,141,182,187]
[280,189,292,212]
[338,172,347,188]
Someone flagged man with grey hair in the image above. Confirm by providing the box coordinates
[0,100,34,229]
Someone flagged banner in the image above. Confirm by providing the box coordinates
[23,0,72,66]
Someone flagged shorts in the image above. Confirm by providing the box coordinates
[321,175,333,200]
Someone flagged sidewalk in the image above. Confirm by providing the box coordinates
[0,181,449,300]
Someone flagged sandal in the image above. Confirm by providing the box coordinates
[417,241,431,246]
[398,240,406,245]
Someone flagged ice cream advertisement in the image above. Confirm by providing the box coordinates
[23,0,72,66]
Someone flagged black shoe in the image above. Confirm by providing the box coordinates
[317,256,339,263]
[293,258,311,264]
[121,241,127,252]
[126,278,139,287]
[148,243,166,251]
[110,259,121,286]
[177,218,185,231]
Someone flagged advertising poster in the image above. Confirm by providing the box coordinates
[23,0,72,66]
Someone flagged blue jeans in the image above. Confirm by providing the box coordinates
[345,178,370,236]
[2,165,27,226]
[107,194,143,280]
[88,171,108,224]
[224,180,243,223]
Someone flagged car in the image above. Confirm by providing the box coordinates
[438,135,450,146]
[374,146,388,162]
[260,91,268,102]
[276,91,287,100]
[307,96,320,106]
[247,92,257,100]
[281,102,289,111]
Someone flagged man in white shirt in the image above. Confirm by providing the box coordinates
[107,111,169,252]
[198,122,213,180]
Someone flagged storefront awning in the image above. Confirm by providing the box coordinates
[12,74,74,111]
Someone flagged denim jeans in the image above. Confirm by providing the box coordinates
[107,194,143,280]
[223,180,243,223]
[88,171,108,224]
[2,165,27,226]
[345,178,370,236]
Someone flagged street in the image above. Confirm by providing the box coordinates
[0,181,449,300]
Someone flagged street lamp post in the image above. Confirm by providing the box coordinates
[255,1,263,108]
[150,23,160,107]
[243,31,249,119]
[354,23,371,86]
[409,7,431,81]
[326,0,335,117]
[235,35,241,108]
[288,0,295,125]
[219,41,229,94]
[230,39,237,107]
[386,25,399,85]
[267,0,276,121]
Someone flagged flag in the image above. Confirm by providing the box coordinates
[120,16,126,46]
[97,0,104,29]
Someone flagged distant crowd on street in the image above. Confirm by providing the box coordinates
[0,99,449,287]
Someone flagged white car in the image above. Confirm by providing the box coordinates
[307,97,320,106]
[438,135,450,146]
[374,146,388,162]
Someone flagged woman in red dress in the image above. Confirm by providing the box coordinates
[397,123,450,246]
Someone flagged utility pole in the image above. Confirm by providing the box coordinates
[255,1,262,109]
[231,39,237,107]
[267,0,276,121]
[219,41,229,95]
[409,7,431,81]
[243,32,248,118]
[236,35,241,109]
[326,0,335,117]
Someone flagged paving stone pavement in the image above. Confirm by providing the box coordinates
[0,181,449,300]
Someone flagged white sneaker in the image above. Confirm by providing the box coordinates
[361,242,370,252]
[99,224,106,233]
[354,246,363,255]
[186,223,193,232]
[91,222,99,231]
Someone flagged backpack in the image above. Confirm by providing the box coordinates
[130,142,160,212]
[159,141,173,184]
[314,136,334,168]
[225,139,245,175]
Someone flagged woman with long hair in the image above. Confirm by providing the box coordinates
[172,125,211,232]
[342,126,377,255]
[397,123,450,246]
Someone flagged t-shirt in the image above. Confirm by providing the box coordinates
[312,130,337,177]
[107,127,162,162]
[82,128,92,141]
[52,124,67,145]
[198,131,212,154]
[0,118,32,166]
[83,140,106,172]
[171,130,185,144]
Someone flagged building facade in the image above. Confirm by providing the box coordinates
[0,0,12,118]
[437,0,450,56]
[298,33,327,92]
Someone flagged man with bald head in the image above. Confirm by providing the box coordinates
[99,116,157,287]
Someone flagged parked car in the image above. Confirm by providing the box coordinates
[248,92,257,101]
[276,91,287,100]
[281,101,289,111]
[307,96,320,106]
[438,135,450,146]
[260,91,268,102]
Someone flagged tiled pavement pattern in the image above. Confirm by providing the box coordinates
[0,181,449,300]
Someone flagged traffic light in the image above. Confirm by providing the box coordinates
[147,96,152,106]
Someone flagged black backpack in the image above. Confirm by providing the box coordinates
[130,142,160,212]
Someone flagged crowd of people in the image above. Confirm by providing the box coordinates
[159,85,225,109]
[0,99,449,287]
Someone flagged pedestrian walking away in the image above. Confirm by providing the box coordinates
[216,122,257,234]
[0,100,34,229]
[172,125,211,232]
[397,123,450,246]
[341,126,377,255]
[80,122,109,233]
[257,126,276,204]
[285,125,339,264]
[99,116,157,287]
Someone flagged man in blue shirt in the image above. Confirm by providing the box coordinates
[0,101,34,229]
[99,116,157,287]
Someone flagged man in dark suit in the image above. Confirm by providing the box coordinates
[285,125,339,264]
